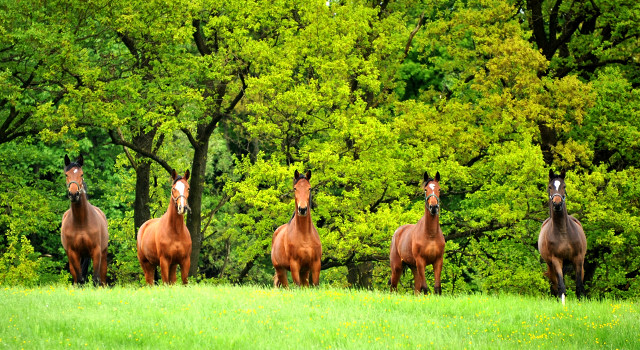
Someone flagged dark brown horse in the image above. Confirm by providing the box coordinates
[60,155,109,286]
[271,170,322,287]
[390,171,445,295]
[538,170,587,304]
[137,170,192,285]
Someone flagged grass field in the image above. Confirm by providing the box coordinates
[0,284,637,349]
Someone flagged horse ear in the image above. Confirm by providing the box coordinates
[560,170,566,179]
[548,169,555,179]
[423,171,429,183]
[171,169,178,181]
[64,154,71,167]
[294,170,300,180]
[435,171,440,182]
[76,154,83,167]
[184,169,190,181]
[305,170,311,181]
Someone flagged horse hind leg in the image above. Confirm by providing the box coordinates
[80,256,91,285]
[169,264,178,285]
[274,267,289,288]
[574,256,586,299]
[299,266,310,287]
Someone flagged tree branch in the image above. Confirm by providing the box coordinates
[108,129,173,174]
[403,11,425,59]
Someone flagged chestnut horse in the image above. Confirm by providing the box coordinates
[60,155,109,286]
[390,171,445,295]
[271,170,322,287]
[137,170,192,285]
[538,170,587,304]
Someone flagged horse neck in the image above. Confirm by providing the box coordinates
[422,206,440,238]
[69,194,91,224]
[292,212,313,235]
[549,202,570,231]
[165,198,186,233]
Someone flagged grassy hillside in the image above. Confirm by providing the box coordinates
[0,284,637,349]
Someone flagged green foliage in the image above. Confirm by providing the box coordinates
[0,0,638,299]
[0,232,39,286]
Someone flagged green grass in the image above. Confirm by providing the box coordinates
[0,284,637,349]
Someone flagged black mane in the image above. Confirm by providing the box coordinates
[64,162,82,172]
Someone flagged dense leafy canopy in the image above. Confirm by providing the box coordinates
[1,0,638,298]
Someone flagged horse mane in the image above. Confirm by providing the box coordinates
[293,175,308,185]
[172,175,183,184]
[423,178,436,186]
[64,162,82,172]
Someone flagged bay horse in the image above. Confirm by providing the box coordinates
[60,154,109,286]
[271,170,322,287]
[538,170,587,304]
[137,170,192,285]
[390,171,445,295]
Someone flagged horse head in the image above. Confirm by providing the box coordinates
[171,169,191,215]
[293,170,312,217]
[64,154,86,203]
[423,171,441,216]
[548,169,567,213]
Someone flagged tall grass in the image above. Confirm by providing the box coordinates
[0,284,637,349]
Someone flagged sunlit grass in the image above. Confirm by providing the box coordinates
[0,284,637,349]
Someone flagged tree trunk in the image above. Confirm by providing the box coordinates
[346,261,373,289]
[186,130,210,277]
[132,129,155,237]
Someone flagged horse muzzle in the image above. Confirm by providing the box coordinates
[550,194,565,211]
[297,206,309,217]
[177,203,192,215]
[428,204,440,216]
[68,191,81,203]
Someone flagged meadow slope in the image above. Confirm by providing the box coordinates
[0,285,637,349]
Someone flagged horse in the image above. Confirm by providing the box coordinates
[137,169,192,285]
[271,170,322,287]
[389,171,445,295]
[538,170,587,304]
[60,154,109,286]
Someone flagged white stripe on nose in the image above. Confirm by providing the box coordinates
[554,180,560,191]
[174,181,185,195]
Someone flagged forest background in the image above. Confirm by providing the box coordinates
[1,0,638,298]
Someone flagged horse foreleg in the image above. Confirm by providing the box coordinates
[413,261,430,295]
[549,258,566,300]
[159,258,171,285]
[433,257,443,295]
[311,260,321,287]
[67,250,82,285]
[91,247,102,287]
[180,258,190,285]
[290,261,302,286]
[300,268,310,287]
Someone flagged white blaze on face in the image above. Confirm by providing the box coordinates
[554,180,561,191]
[73,169,78,173]
[428,183,436,191]
[174,181,186,196]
